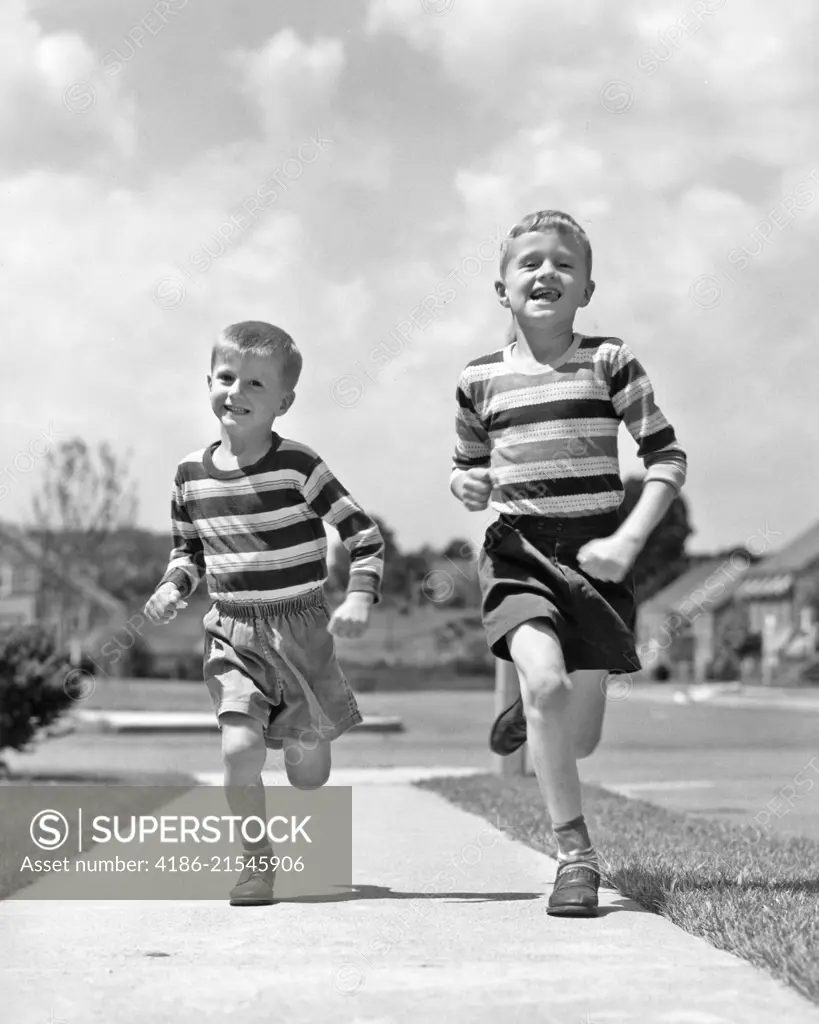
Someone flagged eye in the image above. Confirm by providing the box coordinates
[250,380,264,388]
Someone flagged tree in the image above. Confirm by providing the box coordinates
[618,475,693,604]
[443,538,476,560]
[31,437,139,586]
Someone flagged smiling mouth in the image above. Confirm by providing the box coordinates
[224,404,250,416]
[530,287,562,303]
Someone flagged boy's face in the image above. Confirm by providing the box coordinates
[495,229,594,327]
[208,349,295,433]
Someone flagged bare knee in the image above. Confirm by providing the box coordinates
[284,739,331,789]
[220,713,265,781]
[519,667,571,719]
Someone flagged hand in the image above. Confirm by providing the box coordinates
[575,533,643,583]
[143,583,188,624]
[457,468,494,511]
[328,592,373,638]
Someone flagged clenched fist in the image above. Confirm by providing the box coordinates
[143,582,188,624]
[454,468,494,511]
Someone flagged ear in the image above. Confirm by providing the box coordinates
[206,374,213,391]
[579,279,596,308]
[494,277,511,309]
[279,390,296,416]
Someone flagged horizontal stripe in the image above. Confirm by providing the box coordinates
[453,334,687,518]
[158,433,384,604]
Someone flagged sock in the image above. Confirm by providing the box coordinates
[552,814,599,871]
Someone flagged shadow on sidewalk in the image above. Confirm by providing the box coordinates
[274,883,542,905]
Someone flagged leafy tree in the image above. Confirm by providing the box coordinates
[31,437,139,590]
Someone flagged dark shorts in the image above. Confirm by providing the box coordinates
[477,511,640,675]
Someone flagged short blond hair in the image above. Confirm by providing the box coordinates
[499,210,593,280]
[212,321,302,389]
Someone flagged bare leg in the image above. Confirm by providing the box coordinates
[507,622,604,915]
[566,668,609,760]
[507,621,580,823]
[220,711,267,846]
[284,738,332,789]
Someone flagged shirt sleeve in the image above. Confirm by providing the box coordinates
[301,456,385,603]
[452,370,491,476]
[608,341,688,492]
[157,469,206,599]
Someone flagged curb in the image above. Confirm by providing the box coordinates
[66,710,405,735]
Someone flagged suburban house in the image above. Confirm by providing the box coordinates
[0,521,128,674]
[636,552,752,681]
[730,520,819,681]
[637,521,819,683]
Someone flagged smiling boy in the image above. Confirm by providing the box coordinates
[145,321,384,905]
[450,211,687,916]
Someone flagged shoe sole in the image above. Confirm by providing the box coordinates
[229,896,276,906]
[546,904,599,918]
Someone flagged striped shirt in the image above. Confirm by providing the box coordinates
[453,334,687,518]
[158,434,384,606]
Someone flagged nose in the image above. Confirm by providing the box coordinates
[536,263,558,280]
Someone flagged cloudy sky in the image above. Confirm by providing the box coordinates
[2,0,817,559]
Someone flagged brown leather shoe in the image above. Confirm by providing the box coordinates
[229,850,276,906]
[547,861,599,917]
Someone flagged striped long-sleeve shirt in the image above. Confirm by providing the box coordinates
[453,334,687,518]
[158,434,384,606]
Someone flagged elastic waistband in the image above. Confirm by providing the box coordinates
[497,511,623,542]
[214,588,325,620]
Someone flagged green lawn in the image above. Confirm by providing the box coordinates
[419,773,819,1006]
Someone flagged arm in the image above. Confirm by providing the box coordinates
[157,470,206,599]
[614,478,677,551]
[301,456,384,605]
[451,373,493,508]
[611,340,687,500]
[577,343,687,580]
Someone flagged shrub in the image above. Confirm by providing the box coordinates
[0,624,74,758]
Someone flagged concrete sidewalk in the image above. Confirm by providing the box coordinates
[3,780,818,1024]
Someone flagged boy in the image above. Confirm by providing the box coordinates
[450,211,687,917]
[145,321,384,906]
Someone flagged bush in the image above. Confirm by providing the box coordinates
[0,624,74,757]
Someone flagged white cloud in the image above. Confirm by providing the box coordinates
[229,29,345,139]
[0,1,135,170]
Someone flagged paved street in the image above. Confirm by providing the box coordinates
[8,683,819,841]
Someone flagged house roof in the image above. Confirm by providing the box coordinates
[640,555,750,614]
[0,521,126,617]
[744,521,819,575]
[730,520,819,600]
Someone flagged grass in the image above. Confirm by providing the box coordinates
[418,773,819,1006]
[0,774,195,900]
